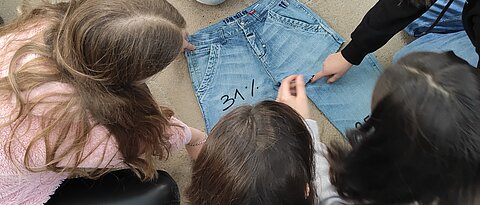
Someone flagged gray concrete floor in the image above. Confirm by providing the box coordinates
[1,0,411,203]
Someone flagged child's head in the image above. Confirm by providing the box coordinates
[54,0,186,85]
[329,52,480,204]
[186,101,316,205]
[1,0,187,179]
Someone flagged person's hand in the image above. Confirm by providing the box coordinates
[311,52,353,84]
[182,30,196,51]
[276,75,310,119]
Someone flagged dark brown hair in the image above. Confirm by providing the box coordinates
[0,0,186,179]
[328,52,480,205]
[186,101,316,205]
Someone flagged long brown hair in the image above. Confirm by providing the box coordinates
[186,101,316,205]
[0,0,186,179]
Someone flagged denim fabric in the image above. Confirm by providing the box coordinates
[186,0,382,134]
[404,0,465,37]
[393,31,478,67]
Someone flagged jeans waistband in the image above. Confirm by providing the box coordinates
[188,0,286,46]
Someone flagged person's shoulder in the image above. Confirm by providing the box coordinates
[1,20,50,43]
[1,21,51,73]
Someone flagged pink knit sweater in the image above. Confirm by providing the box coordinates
[0,25,192,205]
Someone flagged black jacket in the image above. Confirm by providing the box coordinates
[341,0,480,68]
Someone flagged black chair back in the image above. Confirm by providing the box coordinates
[46,170,180,205]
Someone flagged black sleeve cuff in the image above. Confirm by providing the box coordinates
[341,41,370,65]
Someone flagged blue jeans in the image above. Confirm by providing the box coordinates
[394,0,478,66]
[404,0,465,36]
[186,0,382,134]
[394,31,478,66]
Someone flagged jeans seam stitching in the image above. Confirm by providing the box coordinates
[266,10,325,34]
[197,44,220,101]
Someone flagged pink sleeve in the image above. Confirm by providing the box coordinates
[166,117,192,152]
[72,116,192,167]
[56,125,125,169]
[55,117,191,168]
[21,116,191,169]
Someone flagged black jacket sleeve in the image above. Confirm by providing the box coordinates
[341,0,433,65]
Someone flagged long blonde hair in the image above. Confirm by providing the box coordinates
[0,0,186,180]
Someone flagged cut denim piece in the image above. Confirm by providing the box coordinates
[186,0,382,135]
